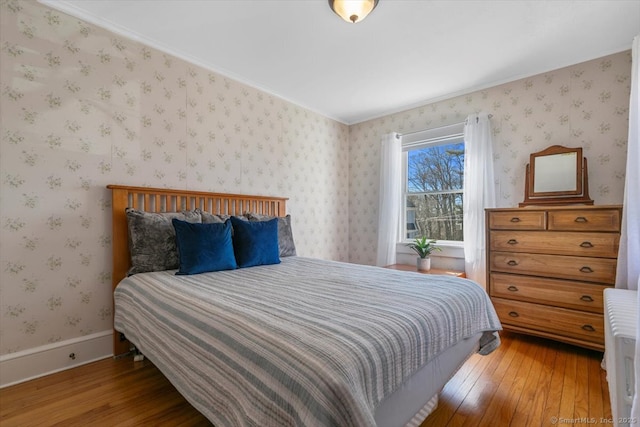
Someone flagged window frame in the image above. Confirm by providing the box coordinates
[400,123,465,245]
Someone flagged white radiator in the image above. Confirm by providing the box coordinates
[604,288,638,427]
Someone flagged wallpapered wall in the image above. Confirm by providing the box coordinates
[348,51,631,265]
[0,1,349,356]
[0,0,632,358]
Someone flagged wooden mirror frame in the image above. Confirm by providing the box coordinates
[520,145,593,207]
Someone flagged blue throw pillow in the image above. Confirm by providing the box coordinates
[230,216,280,268]
[172,219,237,275]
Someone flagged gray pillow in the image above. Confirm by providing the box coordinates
[126,208,202,275]
[247,213,296,257]
[199,209,246,224]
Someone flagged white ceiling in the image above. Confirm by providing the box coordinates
[42,0,640,125]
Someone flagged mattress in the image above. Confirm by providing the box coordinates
[114,256,501,426]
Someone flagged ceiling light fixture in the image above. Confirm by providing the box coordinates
[328,0,379,24]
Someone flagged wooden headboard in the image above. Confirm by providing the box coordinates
[107,184,288,355]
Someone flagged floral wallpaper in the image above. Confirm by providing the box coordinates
[348,51,631,265]
[0,1,349,356]
[0,0,632,359]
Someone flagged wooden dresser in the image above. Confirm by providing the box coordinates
[486,205,622,351]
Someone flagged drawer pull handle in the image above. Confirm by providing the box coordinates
[581,324,596,332]
[507,260,518,266]
[507,285,519,292]
[507,239,518,245]
[508,311,519,318]
[580,266,594,273]
[574,216,588,223]
[580,241,594,248]
[510,217,521,223]
[580,295,594,302]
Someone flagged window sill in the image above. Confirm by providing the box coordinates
[395,241,464,271]
[396,241,463,256]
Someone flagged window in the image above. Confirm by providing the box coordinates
[401,124,465,242]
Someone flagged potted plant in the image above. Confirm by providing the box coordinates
[406,237,441,271]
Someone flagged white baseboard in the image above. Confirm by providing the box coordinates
[0,330,113,388]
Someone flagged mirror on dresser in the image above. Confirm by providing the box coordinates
[490,146,621,351]
[520,145,593,207]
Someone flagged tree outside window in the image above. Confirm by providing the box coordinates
[405,142,464,241]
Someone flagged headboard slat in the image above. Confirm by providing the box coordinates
[107,184,288,356]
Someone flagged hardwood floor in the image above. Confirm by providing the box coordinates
[420,332,611,427]
[0,331,611,427]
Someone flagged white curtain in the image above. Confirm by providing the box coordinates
[463,113,496,287]
[616,35,640,424]
[376,132,402,266]
[616,36,640,292]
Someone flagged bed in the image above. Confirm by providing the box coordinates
[107,185,501,427]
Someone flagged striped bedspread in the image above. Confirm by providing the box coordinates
[114,257,501,427]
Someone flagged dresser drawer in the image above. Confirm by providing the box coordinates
[492,298,604,344]
[489,231,619,257]
[488,211,546,230]
[490,273,608,313]
[548,209,621,232]
[490,252,617,284]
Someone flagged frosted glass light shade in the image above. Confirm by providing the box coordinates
[328,0,379,23]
